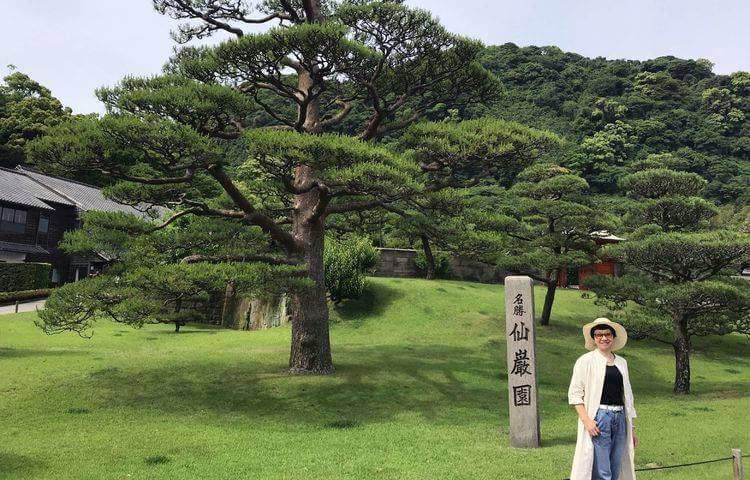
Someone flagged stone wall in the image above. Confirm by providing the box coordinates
[373,248,420,278]
[373,247,508,284]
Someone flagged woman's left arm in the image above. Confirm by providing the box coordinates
[623,359,638,448]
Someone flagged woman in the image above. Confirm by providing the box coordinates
[568,318,638,480]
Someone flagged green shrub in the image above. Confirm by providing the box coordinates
[0,263,52,292]
[324,237,379,303]
[414,250,452,277]
[0,288,53,303]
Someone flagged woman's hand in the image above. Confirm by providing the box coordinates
[584,418,600,437]
[632,431,638,448]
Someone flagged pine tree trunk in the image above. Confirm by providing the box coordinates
[539,270,559,326]
[672,315,691,394]
[420,234,436,280]
[289,196,333,374]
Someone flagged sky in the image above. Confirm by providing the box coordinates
[3,0,749,115]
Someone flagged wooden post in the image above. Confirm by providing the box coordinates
[14,300,19,313]
[733,449,743,480]
[504,276,540,448]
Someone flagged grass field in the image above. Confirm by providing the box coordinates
[1,277,748,479]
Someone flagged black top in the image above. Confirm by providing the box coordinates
[600,364,624,406]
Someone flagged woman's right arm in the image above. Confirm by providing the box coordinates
[574,403,600,436]
[569,357,600,437]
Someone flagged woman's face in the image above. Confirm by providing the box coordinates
[593,329,614,352]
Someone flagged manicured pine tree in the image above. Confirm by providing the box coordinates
[390,118,563,279]
[496,163,613,326]
[586,168,750,394]
[28,0,498,374]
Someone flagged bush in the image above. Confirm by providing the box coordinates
[414,250,452,277]
[0,263,52,292]
[324,237,379,303]
[0,288,53,304]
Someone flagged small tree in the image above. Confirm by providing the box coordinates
[498,163,612,326]
[586,168,750,394]
[391,118,563,279]
[323,235,378,303]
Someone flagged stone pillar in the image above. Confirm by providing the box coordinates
[504,275,540,448]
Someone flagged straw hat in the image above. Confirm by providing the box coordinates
[582,317,628,351]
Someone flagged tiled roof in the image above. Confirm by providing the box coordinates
[17,167,144,215]
[0,241,49,254]
[0,167,74,209]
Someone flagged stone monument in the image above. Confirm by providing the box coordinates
[504,275,540,448]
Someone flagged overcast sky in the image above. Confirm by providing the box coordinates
[3,0,749,115]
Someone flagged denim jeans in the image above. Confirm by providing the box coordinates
[592,408,627,480]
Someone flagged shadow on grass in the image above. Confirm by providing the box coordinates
[0,452,45,477]
[152,329,220,335]
[50,334,691,432]
[541,434,576,447]
[0,348,80,359]
[331,281,405,323]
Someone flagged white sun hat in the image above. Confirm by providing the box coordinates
[582,317,628,351]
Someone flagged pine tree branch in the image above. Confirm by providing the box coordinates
[207,165,302,253]
[181,254,301,265]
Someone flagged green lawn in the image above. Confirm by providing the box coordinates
[1,277,748,479]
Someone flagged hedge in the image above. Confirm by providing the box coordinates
[0,263,52,292]
[0,288,52,304]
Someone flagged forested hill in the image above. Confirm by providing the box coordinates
[475,43,750,202]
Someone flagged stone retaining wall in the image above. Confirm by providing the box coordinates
[373,247,508,284]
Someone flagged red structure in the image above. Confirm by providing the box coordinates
[558,231,624,289]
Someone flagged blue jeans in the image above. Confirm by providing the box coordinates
[592,408,627,480]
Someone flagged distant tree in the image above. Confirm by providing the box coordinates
[498,163,613,326]
[392,118,562,279]
[586,168,750,394]
[618,168,718,231]
[564,121,636,192]
[0,70,71,168]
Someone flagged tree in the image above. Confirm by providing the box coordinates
[391,118,562,279]
[29,0,498,374]
[497,163,612,326]
[564,121,636,192]
[618,168,718,231]
[586,168,750,394]
[0,69,71,168]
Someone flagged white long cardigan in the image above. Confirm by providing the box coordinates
[567,350,637,480]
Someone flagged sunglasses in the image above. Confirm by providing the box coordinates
[594,332,613,339]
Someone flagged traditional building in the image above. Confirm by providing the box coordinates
[0,166,145,284]
[557,231,625,289]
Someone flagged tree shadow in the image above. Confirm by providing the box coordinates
[152,329,220,335]
[0,452,45,477]
[50,336,678,431]
[331,281,405,322]
[0,348,80,359]
[541,434,576,447]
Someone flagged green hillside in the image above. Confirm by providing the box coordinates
[1,277,747,479]
[475,44,750,204]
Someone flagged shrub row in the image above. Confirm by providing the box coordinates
[0,263,52,292]
[0,288,53,304]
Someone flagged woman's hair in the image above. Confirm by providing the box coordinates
[590,324,617,338]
